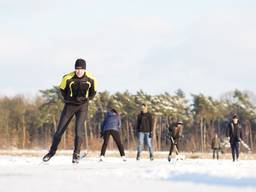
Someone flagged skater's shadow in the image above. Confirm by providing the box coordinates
[167,173,256,188]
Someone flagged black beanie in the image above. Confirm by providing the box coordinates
[75,59,86,69]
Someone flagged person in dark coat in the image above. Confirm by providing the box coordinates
[211,133,221,160]
[136,104,154,161]
[100,109,126,161]
[168,120,183,162]
[226,114,243,162]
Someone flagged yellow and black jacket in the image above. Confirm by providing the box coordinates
[59,71,97,105]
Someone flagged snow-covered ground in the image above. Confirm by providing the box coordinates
[0,155,255,192]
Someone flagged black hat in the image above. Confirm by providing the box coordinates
[232,113,238,119]
[75,59,86,69]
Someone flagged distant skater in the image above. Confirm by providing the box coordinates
[211,133,221,160]
[136,104,154,161]
[226,114,243,162]
[168,120,183,162]
[100,109,126,161]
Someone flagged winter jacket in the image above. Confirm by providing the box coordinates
[211,137,221,149]
[169,126,183,141]
[136,112,153,133]
[59,71,97,105]
[226,121,243,143]
[101,112,121,133]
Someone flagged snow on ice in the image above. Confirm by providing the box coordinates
[0,156,255,192]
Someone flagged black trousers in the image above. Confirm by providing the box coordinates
[100,130,125,156]
[49,103,88,155]
[230,141,240,161]
[169,140,179,156]
[212,148,220,160]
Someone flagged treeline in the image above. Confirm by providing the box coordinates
[0,88,255,152]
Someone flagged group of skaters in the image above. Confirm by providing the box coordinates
[211,113,244,162]
[42,58,246,163]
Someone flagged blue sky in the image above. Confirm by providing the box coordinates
[0,0,256,98]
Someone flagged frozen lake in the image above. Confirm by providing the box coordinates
[0,156,255,192]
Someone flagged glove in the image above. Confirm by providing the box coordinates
[149,132,153,138]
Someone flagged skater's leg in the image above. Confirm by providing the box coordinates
[136,132,144,159]
[145,133,153,159]
[43,105,75,162]
[213,149,216,159]
[50,105,75,153]
[235,142,240,160]
[100,131,111,156]
[230,142,236,161]
[169,142,174,156]
[74,106,88,155]
[175,142,179,155]
[111,130,125,156]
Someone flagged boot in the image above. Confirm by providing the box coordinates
[99,155,105,162]
[122,156,127,162]
[72,153,80,164]
[42,151,55,162]
[136,152,140,161]
[150,153,154,161]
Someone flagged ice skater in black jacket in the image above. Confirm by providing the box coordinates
[43,58,97,163]
[136,103,154,161]
[226,114,243,162]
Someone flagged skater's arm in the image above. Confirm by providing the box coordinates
[226,123,230,138]
[239,125,243,141]
[101,113,107,134]
[136,114,141,133]
[118,115,122,130]
[149,113,153,133]
[59,72,75,99]
[87,72,97,100]
[59,76,68,98]
[179,126,183,137]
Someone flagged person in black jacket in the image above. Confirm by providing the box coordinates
[136,104,154,161]
[43,58,97,163]
[226,114,243,162]
[168,121,183,162]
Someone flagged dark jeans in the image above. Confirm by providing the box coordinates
[169,140,179,156]
[49,103,88,155]
[230,141,240,161]
[212,148,220,160]
[100,130,125,156]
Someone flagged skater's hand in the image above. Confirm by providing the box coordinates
[149,132,153,138]
[100,132,104,138]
